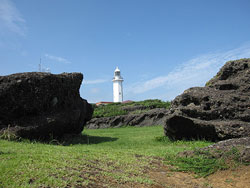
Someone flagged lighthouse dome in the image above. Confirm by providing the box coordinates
[114,66,123,79]
[115,67,120,72]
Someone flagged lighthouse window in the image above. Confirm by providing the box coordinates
[115,72,120,76]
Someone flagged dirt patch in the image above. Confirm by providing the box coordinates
[146,163,250,188]
[207,165,250,188]
[146,159,206,188]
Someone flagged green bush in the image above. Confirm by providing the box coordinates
[93,99,171,118]
[93,104,128,118]
[133,99,171,109]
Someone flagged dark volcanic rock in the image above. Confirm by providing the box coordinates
[0,72,93,139]
[86,108,169,129]
[164,58,250,141]
[179,137,250,163]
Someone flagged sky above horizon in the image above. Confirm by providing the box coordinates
[1,0,250,103]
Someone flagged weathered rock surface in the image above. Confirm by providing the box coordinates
[86,108,169,129]
[179,137,250,163]
[164,58,250,141]
[0,72,93,139]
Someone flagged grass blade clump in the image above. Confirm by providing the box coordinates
[165,154,228,177]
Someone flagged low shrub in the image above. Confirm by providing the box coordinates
[93,99,171,118]
[93,105,128,118]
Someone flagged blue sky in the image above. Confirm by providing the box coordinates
[1,0,250,103]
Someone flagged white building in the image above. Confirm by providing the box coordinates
[112,67,123,102]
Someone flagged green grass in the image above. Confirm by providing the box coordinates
[130,99,171,109]
[93,104,128,118]
[93,99,171,118]
[165,154,228,177]
[0,126,214,187]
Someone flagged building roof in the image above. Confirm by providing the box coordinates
[95,100,133,106]
[95,101,113,106]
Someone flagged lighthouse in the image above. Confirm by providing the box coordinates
[112,67,124,102]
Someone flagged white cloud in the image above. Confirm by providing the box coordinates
[83,79,108,85]
[0,0,26,35]
[126,43,250,99]
[44,54,71,64]
[90,88,100,94]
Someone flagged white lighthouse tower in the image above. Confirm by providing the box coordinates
[112,67,124,102]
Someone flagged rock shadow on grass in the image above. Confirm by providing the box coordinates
[0,133,118,146]
[61,134,119,146]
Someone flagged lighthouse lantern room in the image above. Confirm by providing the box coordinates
[112,67,123,102]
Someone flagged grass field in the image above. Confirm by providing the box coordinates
[0,126,215,188]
